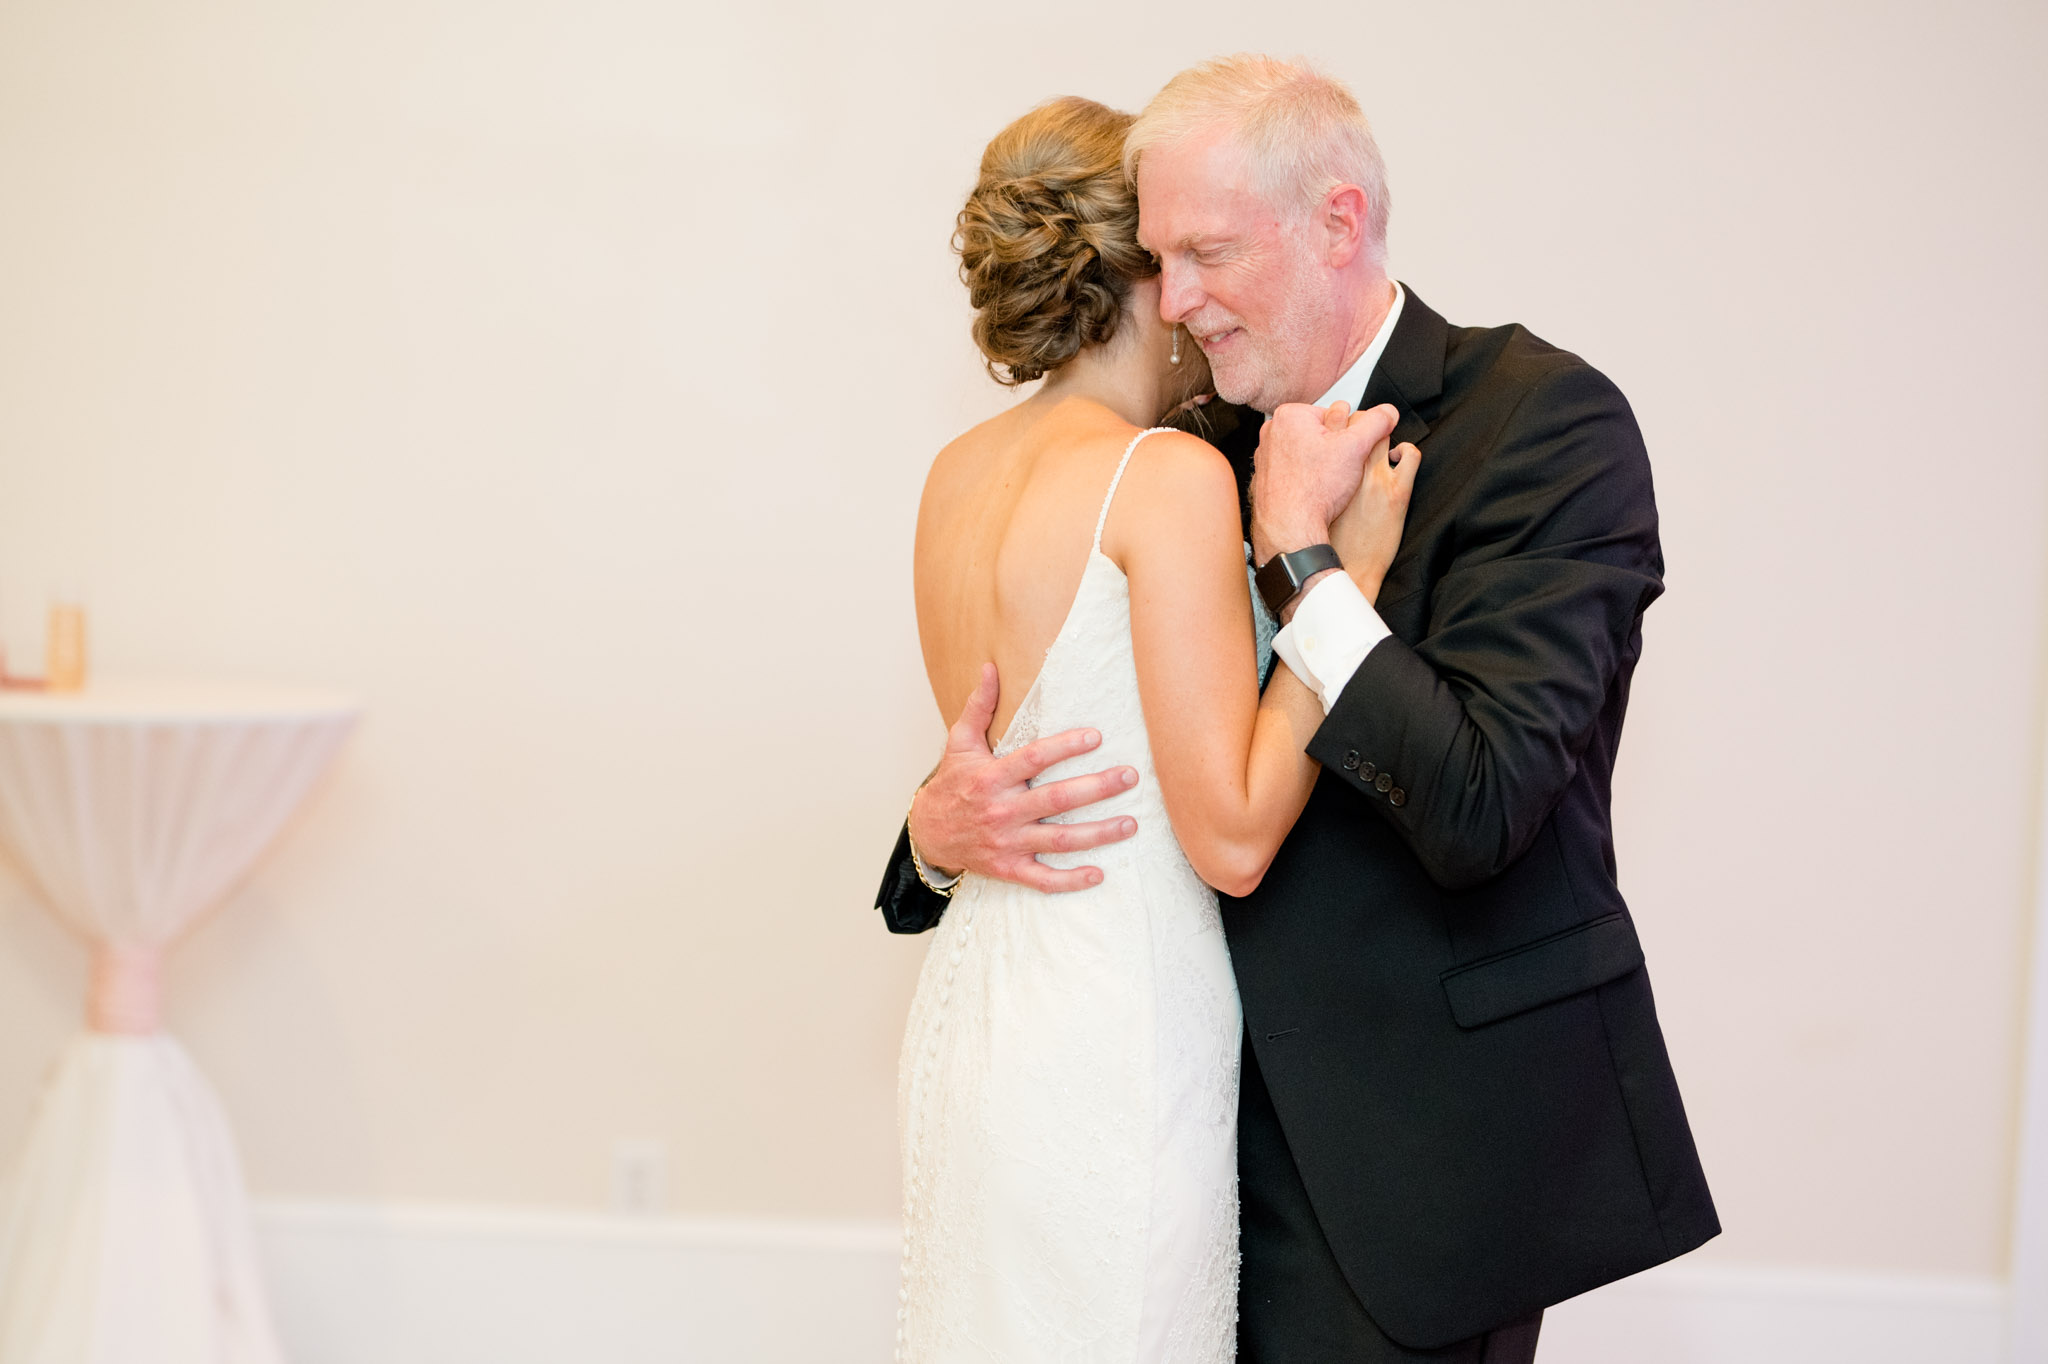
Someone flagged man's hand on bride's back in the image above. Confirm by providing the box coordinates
[1330,428,1422,604]
[908,663,1141,894]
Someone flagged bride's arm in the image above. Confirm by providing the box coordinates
[1113,433,1384,896]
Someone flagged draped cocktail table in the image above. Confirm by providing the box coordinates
[0,683,357,1363]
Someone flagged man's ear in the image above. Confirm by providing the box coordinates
[1323,185,1370,268]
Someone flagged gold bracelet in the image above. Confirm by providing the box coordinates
[906,799,959,899]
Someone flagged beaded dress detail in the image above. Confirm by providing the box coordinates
[897,429,1243,1362]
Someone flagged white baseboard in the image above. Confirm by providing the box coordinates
[1541,1261,2007,1364]
[256,1202,902,1364]
[255,1201,2009,1364]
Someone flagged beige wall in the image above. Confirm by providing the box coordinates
[0,0,2043,1281]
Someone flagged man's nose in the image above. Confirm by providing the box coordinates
[1158,261,1202,324]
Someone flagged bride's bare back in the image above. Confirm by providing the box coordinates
[916,397,1146,746]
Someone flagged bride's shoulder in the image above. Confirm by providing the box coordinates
[926,408,1016,476]
[1101,426,1239,561]
[1120,426,1234,500]
[917,409,1023,513]
[1129,425,1227,472]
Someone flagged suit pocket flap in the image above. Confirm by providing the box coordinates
[1439,913,1644,1028]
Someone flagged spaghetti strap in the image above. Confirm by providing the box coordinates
[1092,426,1174,552]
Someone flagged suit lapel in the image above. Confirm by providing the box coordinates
[1204,404,1260,537]
[1358,283,1448,450]
[1361,286,1451,614]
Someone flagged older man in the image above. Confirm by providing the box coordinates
[878,55,1716,1362]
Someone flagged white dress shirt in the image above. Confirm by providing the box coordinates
[1269,282,1406,713]
[912,283,1408,889]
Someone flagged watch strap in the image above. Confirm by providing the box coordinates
[1255,544,1342,616]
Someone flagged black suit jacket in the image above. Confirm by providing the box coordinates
[876,286,1717,1345]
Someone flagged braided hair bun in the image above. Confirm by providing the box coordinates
[955,98,1159,386]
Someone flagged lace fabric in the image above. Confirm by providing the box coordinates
[897,429,1242,1362]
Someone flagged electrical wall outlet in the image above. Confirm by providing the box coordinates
[610,1137,669,1216]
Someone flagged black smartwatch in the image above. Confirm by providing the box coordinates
[1255,544,1342,616]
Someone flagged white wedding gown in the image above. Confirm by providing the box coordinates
[897,428,1246,1363]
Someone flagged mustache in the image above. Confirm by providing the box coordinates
[1182,313,1243,347]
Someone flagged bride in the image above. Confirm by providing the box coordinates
[897,96,1415,1362]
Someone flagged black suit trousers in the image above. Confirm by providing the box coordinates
[1239,1038,1544,1364]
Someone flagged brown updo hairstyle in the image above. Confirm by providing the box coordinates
[955,97,1160,386]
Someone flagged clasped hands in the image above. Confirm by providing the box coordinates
[1251,400,1416,613]
[909,400,1417,890]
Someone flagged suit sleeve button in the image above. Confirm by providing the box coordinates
[1360,761,1376,781]
[1341,751,1361,771]
[1375,772,1394,793]
[1389,787,1407,808]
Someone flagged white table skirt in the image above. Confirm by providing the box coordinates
[0,683,357,1364]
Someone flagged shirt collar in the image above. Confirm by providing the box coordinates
[1312,280,1407,409]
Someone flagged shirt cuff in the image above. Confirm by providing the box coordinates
[1270,572,1391,714]
[911,845,961,891]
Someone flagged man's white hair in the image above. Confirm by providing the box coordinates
[1125,54,1390,264]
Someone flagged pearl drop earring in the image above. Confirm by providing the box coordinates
[1170,326,1182,365]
